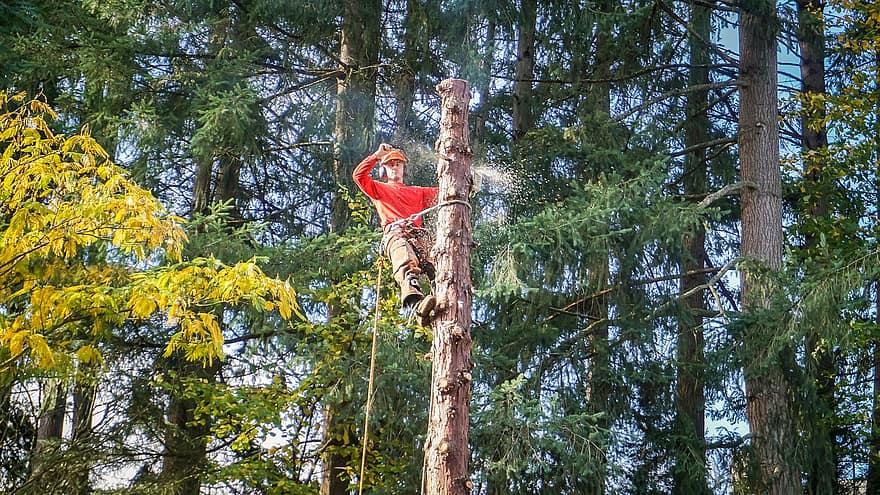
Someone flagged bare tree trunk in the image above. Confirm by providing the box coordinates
[512,0,536,143]
[27,378,66,492]
[868,50,880,493]
[424,78,473,495]
[71,365,97,495]
[161,358,219,495]
[322,1,381,494]
[673,1,711,493]
[797,0,836,492]
[739,1,800,493]
[331,0,381,233]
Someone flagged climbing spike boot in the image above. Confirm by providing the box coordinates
[416,295,436,327]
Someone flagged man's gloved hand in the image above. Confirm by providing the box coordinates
[376,143,393,156]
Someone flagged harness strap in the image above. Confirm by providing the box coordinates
[383,199,472,231]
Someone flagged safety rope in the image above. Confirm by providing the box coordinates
[357,259,383,495]
[384,199,472,231]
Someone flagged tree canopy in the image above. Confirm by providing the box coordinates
[1,0,880,494]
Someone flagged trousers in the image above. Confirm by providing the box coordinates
[381,223,435,307]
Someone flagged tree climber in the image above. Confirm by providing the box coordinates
[353,143,438,325]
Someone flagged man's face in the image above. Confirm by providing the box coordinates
[383,159,406,183]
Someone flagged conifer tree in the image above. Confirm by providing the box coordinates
[738,0,800,492]
[672,0,712,492]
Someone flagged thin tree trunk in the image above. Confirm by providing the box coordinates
[323,1,381,494]
[672,0,711,493]
[473,19,495,154]
[585,263,609,495]
[584,3,615,491]
[161,358,219,495]
[739,1,800,493]
[424,78,473,495]
[391,0,419,145]
[28,378,66,491]
[71,365,97,495]
[868,50,880,492]
[512,0,536,143]
[331,0,381,233]
[797,0,836,492]
[871,292,880,492]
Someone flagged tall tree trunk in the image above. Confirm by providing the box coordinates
[797,0,836,492]
[584,3,615,492]
[28,378,66,491]
[161,358,220,495]
[391,0,419,145]
[322,1,381,494]
[331,0,381,233]
[672,0,711,493]
[868,50,880,493]
[424,78,473,495]
[473,19,496,153]
[71,364,97,495]
[870,312,880,493]
[512,0,536,143]
[585,264,610,495]
[871,293,880,493]
[35,378,65,447]
[738,1,800,493]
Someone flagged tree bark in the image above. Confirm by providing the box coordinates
[331,0,381,233]
[322,1,381,494]
[161,358,219,495]
[868,50,880,494]
[797,0,836,492]
[27,378,66,492]
[870,322,880,492]
[583,3,615,491]
[673,1,711,493]
[738,2,800,493]
[512,0,536,143]
[71,365,97,495]
[424,78,473,495]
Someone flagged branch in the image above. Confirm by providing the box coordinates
[613,81,739,123]
[670,136,737,158]
[547,266,725,321]
[699,181,756,207]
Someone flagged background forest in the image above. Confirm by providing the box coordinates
[1,0,880,494]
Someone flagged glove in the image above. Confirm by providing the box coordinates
[375,143,393,156]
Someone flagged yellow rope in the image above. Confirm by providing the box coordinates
[358,259,383,495]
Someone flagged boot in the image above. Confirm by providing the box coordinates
[416,295,436,327]
[400,274,424,308]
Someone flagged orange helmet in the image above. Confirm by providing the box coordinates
[380,149,408,166]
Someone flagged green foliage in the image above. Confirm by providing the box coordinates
[3,0,880,492]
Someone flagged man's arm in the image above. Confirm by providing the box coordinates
[352,144,392,199]
[424,186,439,208]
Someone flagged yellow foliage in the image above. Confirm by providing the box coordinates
[0,92,302,375]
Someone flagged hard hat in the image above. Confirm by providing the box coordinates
[380,149,408,166]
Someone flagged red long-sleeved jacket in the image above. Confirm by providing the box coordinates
[352,153,438,228]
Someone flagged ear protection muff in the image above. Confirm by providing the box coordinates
[379,166,387,179]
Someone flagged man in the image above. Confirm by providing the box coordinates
[353,143,438,325]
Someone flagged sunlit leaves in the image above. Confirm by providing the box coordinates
[0,92,302,373]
